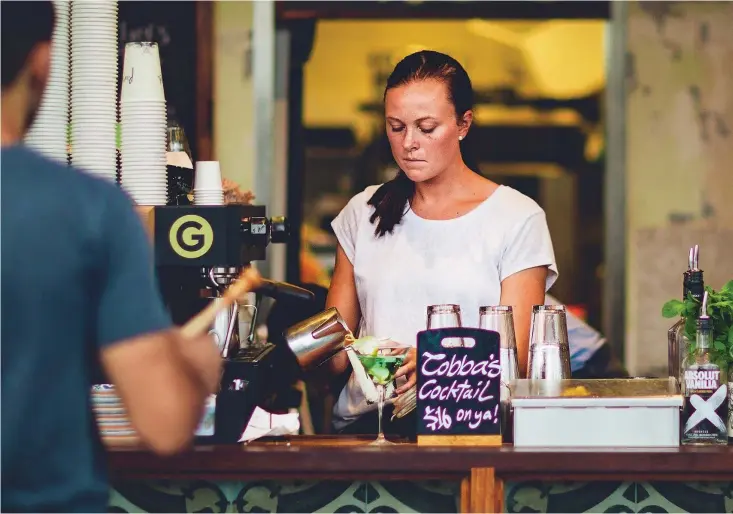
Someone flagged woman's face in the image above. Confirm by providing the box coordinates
[384,79,471,183]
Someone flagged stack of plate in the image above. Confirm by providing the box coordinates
[25,0,70,164]
[69,0,118,182]
[119,42,168,205]
[90,384,138,445]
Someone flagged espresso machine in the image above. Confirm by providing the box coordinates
[153,204,313,443]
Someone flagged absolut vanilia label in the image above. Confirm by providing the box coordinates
[682,367,728,445]
[685,369,722,390]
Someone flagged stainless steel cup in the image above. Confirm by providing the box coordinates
[284,307,352,370]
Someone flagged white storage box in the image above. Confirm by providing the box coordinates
[510,378,683,448]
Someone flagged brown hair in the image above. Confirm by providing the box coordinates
[367,50,480,237]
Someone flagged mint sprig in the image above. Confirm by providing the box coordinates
[662,280,733,367]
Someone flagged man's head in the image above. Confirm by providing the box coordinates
[1,1,55,140]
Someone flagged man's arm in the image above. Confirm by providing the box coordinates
[101,329,221,454]
[94,189,222,455]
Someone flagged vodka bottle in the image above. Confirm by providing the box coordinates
[681,292,728,445]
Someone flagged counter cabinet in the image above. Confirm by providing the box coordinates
[108,437,733,513]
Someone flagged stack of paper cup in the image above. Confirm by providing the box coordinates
[70,0,118,181]
[119,42,168,206]
[194,161,224,205]
[25,0,70,164]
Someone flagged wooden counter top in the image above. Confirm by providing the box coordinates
[108,436,733,482]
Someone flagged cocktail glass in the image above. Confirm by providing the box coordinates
[354,341,408,446]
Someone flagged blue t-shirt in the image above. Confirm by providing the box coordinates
[545,295,606,371]
[1,146,172,512]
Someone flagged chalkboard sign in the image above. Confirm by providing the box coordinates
[416,327,502,445]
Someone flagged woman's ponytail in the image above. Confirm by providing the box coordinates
[366,171,414,237]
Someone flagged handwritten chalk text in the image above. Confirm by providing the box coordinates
[424,405,499,431]
[418,378,495,403]
[420,352,501,379]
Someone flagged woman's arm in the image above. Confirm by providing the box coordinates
[325,243,362,375]
[499,266,548,377]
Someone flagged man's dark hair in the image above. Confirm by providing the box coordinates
[1,1,55,88]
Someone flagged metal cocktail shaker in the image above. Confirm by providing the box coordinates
[284,307,352,370]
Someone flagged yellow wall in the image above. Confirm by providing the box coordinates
[213,0,254,189]
[304,20,606,142]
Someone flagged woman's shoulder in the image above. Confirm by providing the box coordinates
[352,184,383,204]
[491,185,546,222]
[343,184,383,214]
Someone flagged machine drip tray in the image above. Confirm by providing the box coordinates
[233,343,275,363]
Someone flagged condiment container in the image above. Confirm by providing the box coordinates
[510,378,683,447]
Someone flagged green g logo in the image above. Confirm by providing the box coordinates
[169,215,214,259]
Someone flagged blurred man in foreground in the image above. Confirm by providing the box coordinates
[1,2,230,511]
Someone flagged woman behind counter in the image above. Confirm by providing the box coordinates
[326,50,558,435]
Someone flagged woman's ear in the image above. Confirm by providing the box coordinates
[458,110,473,139]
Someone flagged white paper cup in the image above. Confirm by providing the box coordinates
[194,161,222,191]
[123,184,167,190]
[121,174,167,180]
[120,132,167,139]
[121,160,166,167]
[194,195,224,206]
[72,139,117,147]
[120,147,167,154]
[124,182,167,187]
[120,104,167,111]
[127,197,167,206]
[121,175,167,181]
[120,109,167,117]
[120,42,165,102]
[119,120,167,127]
[120,98,167,104]
[121,170,167,176]
[122,165,166,170]
[121,140,167,146]
[121,161,167,168]
[120,103,167,109]
[120,145,167,152]
[121,150,167,156]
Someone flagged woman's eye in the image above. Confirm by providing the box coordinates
[389,126,404,133]
[420,127,436,134]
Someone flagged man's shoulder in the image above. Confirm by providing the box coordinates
[4,145,134,214]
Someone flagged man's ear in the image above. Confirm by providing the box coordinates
[458,109,473,139]
[28,42,51,90]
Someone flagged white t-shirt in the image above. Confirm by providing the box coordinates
[330,184,558,429]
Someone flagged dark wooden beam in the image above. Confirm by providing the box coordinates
[196,0,214,161]
[276,1,611,21]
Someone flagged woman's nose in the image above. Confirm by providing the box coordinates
[402,129,417,151]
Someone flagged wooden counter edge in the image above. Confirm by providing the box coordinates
[107,443,733,513]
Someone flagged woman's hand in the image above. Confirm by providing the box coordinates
[393,347,417,395]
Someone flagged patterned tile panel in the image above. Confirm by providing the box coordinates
[110,480,733,513]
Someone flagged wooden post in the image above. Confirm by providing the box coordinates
[458,467,502,513]
[460,476,471,513]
